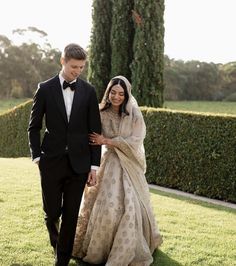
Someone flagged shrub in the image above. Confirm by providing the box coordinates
[0,102,235,202]
[0,100,32,157]
[141,107,236,203]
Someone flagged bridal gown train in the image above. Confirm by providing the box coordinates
[73,108,162,266]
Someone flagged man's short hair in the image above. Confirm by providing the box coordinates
[62,43,87,61]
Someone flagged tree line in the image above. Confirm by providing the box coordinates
[164,56,236,101]
[0,28,88,99]
[0,28,235,102]
[0,28,61,99]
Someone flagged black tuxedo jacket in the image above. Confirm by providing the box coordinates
[28,75,101,174]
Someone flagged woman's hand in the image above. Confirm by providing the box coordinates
[89,132,106,145]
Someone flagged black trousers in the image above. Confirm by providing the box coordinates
[39,153,88,266]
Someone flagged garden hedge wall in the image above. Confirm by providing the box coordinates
[0,101,235,202]
[0,100,32,157]
[141,107,236,203]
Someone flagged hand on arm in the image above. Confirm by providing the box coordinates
[89,132,112,146]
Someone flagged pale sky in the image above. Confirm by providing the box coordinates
[0,0,235,64]
[165,0,236,63]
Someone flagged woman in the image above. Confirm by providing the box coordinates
[73,76,162,265]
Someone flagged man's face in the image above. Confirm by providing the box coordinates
[61,57,86,82]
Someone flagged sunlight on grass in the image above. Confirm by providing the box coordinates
[1,99,236,116]
[0,158,235,265]
[150,189,236,265]
[165,101,236,115]
[0,98,30,114]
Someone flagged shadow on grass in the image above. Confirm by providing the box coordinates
[73,251,181,266]
[71,258,105,266]
[152,249,183,266]
[10,259,102,266]
[10,264,33,266]
[150,188,236,214]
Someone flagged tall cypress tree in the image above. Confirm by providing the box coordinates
[88,0,113,101]
[110,0,135,81]
[131,0,165,107]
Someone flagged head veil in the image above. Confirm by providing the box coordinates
[100,75,147,172]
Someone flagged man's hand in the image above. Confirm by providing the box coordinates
[33,157,40,165]
[87,169,97,187]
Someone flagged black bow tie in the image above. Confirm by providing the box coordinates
[63,80,76,91]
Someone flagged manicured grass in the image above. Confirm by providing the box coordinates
[1,98,236,116]
[165,101,236,115]
[0,158,235,265]
[0,98,30,114]
[151,190,236,266]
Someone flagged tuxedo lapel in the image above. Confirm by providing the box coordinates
[51,76,68,124]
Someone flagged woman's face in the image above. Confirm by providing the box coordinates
[108,84,125,109]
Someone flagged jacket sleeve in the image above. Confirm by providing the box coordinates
[88,87,102,167]
[28,84,45,160]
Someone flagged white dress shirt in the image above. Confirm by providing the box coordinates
[59,74,75,121]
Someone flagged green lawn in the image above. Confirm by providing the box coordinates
[0,98,236,116]
[0,158,235,265]
[165,101,236,115]
[0,98,30,114]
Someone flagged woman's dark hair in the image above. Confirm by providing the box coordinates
[101,78,129,116]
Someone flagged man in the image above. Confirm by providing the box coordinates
[28,43,101,266]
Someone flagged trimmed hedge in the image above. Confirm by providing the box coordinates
[0,100,32,157]
[0,102,235,202]
[141,107,236,203]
